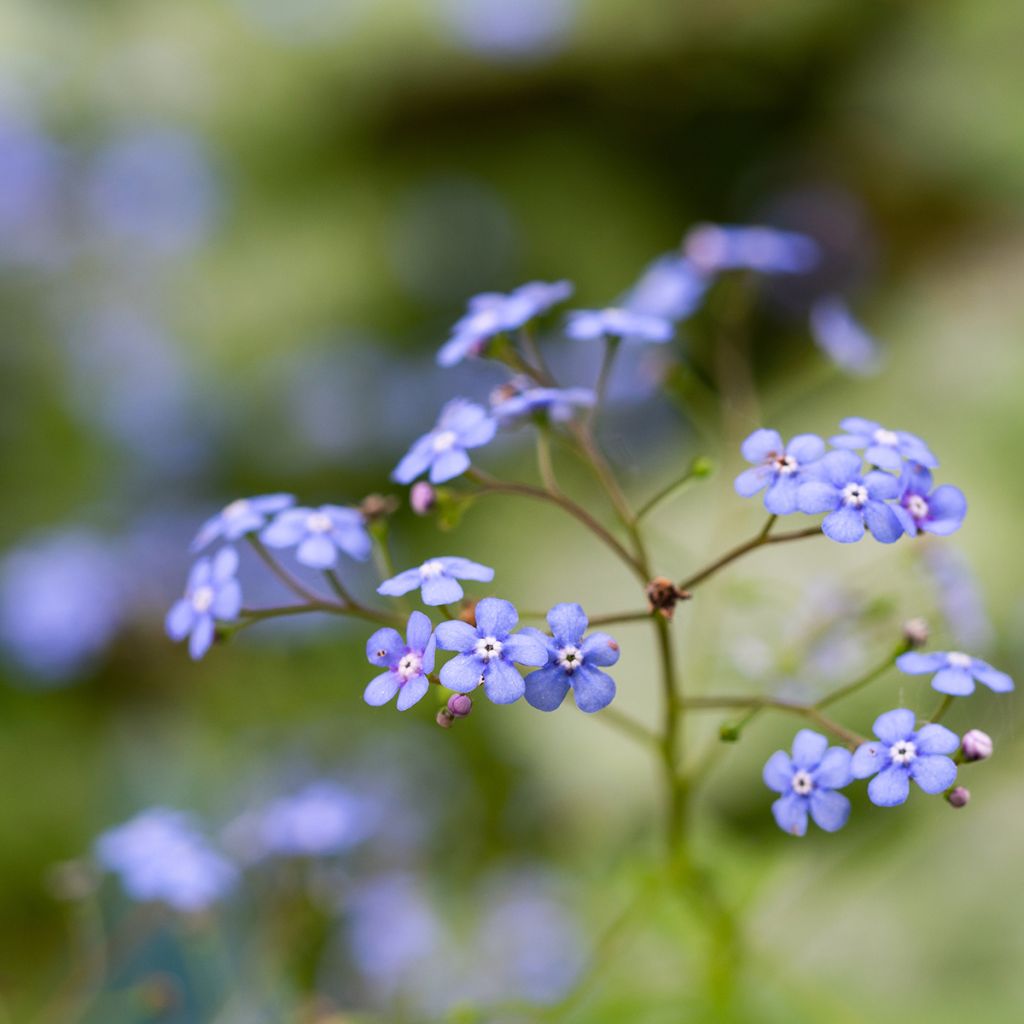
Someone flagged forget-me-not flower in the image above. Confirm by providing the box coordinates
[895,650,1014,697]
[623,253,710,322]
[378,556,494,606]
[684,223,820,275]
[364,610,437,710]
[852,709,959,806]
[809,297,881,376]
[762,730,854,836]
[260,504,371,569]
[258,781,377,856]
[565,308,673,343]
[190,493,295,553]
[734,428,827,515]
[829,417,938,473]
[521,603,620,713]
[491,381,595,424]
[393,399,497,485]
[166,547,242,659]
[892,465,966,537]
[435,597,547,704]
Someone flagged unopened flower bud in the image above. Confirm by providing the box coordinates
[410,482,436,516]
[360,493,399,522]
[902,617,929,648]
[690,455,714,479]
[436,709,455,729]
[646,577,691,620]
[961,729,993,762]
[447,694,473,718]
[947,786,970,808]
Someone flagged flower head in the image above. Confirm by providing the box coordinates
[257,781,375,856]
[521,603,620,713]
[364,610,437,711]
[683,223,820,275]
[762,729,854,836]
[852,709,959,806]
[892,465,966,537]
[190,493,294,553]
[961,729,993,762]
[260,504,371,569]
[809,297,881,376]
[393,399,497,485]
[565,308,673,343]
[734,428,827,515]
[435,597,547,704]
[623,253,709,322]
[829,417,937,473]
[378,556,495,606]
[490,379,595,424]
[796,450,904,543]
[895,650,1013,697]
[166,547,241,660]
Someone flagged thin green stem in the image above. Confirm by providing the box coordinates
[588,609,654,627]
[535,425,560,495]
[655,615,687,858]
[518,324,555,384]
[682,695,865,747]
[323,568,355,605]
[247,536,328,606]
[928,694,955,723]
[596,706,660,748]
[592,334,621,419]
[815,641,908,710]
[635,459,711,522]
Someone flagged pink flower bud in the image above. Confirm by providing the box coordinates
[435,709,454,729]
[961,729,993,762]
[947,786,970,808]
[410,482,436,516]
[902,617,929,648]
[447,693,473,718]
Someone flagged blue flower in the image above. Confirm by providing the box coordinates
[257,782,377,857]
[521,603,620,713]
[260,504,371,569]
[684,223,820,275]
[763,730,853,836]
[435,597,547,704]
[895,650,1014,697]
[437,281,573,367]
[166,547,242,659]
[490,379,595,424]
[393,399,498,485]
[95,808,237,912]
[623,253,710,322]
[364,610,437,710]
[796,450,904,544]
[190,493,295,553]
[852,709,959,806]
[809,297,881,376]
[893,465,966,537]
[734,428,827,515]
[378,556,494,606]
[829,417,938,473]
[565,307,673,343]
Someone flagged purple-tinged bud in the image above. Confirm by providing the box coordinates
[961,729,993,762]
[447,693,473,718]
[947,786,970,808]
[410,482,436,516]
[902,617,929,648]
[436,708,455,729]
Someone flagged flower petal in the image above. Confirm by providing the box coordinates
[377,568,423,597]
[896,651,949,674]
[580,631,621,667]
[483,659,525,704]
[797,481,841,515]
[972,661,1014,693]
[364,671,400,706]
[772,793,808,836]
[440,653,483,692]
[791,729,828,770]
[435,620,478,652]
[296,534,337,569]
[809,789,851,832]
[439,557,494,582]
[764,475,800,515]
[165,599,195,641]
[366,628,404,667]
[812,747,853,789]
[212,580,241,620]
[863,501,903,544]
[188,615,215,660]
[734,465,771,498]
[851,741,885,779]
[786,434,825,463]
[864,470,901,501]
[909,754,957,794]
[741,428,783,464]
[572,667,616,713]
[396,676,430,711]
[502,632,549,667]
[872,708,916,744]
[914,723,960,756]
[524,665,571,711]
[762,751,794,793]
[863,445,903,472]
[867,766,910,806]
[392,436,436,484]
[930,667,975,696]
[474,597,518,637]
[822,506,865,543]
[405,610,434,653]
[545,602,588,644]
[429,448,471,484]
[420,574,464,606]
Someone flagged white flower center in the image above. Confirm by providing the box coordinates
[419,560,445,578]
[873,428,899,447]
[224,498,250,520]
[906,494,929,520]
[432,430,458,453]
[557,645,583,674]
[889,740,917,765]
[306,511,333,534]
[841,482,869,508]
[947,651,972,669]
[474,636,503,661]
[791,769,814,796]
[396,652,423,681]
[771,453,799,476]
[192,585,215,613]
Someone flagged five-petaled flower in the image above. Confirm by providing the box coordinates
[435,597,547,704]
[491,382,595,424]
[190,493,294,553]
[852,709,959,806]
[895,650,1014,697]
[892,465,966,537]
[809,297,881,377]
[392,399,497,485]
[797,450,904,543]
[260,504,371,569]
[364,610,437,711]
[829,417,937,473]
[683,223,820,275]
[166,547,242,660]
[520,603,620,714]
[734,429,827,515]
[378,556,495,606]
[565,308,673,343]
[762,730,854,836]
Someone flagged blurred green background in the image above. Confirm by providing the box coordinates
[2,1,1023,1021]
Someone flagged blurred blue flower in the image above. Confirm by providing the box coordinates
[896,650,1014,697]
[684,223,820,275]
[378,557,494,606]
[852,709,958,807]
[364,611,437,711]
[258,781,377,857]
[920,546,994,650]
[392,399,497,484]
[734,428,826,515]
[260,504,371,569]
[797,450,904,544]
[809,297,882,375]
[191,494,295,552]
[442,0,577,59]
[623,253,710,322]
[490,379,594,424]
[436,598,547,704]
[521,603,620,713]
[762,729,854,836]
[565,307,673,343]
[166,547,242,660]
[829,416,938,473]
[95,808,237,912]
[892,465,966,538]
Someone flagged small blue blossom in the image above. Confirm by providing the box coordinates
[565,307,673,343]
[258,782,377,856]
[684,223,820,275]
[520,603,620,714]
[166,547,242,659]
[260,504,371,569]
[435,597,547,704]
[762,730,854,836]
[893,465,966,538]
[896,650,1014,697]
[364,610,437,710]
[95,808,238,912]
[393,399,497,485]
[852,709,959,806]
[490,379,595,424]
[623,253,710,322]
[437,281,573,367]
[734,428,827,515]
[378,557,494,606]
[829,416,938,473]
[190,493,295,553]
[796,450,904,544]
[809,297,881,376]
